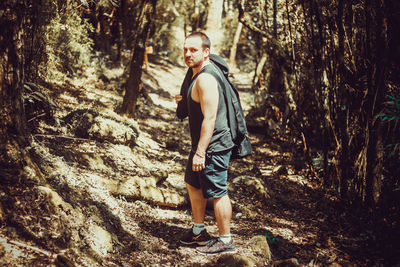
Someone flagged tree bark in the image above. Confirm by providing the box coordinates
[365,0,387,208]
[228,22,243,68]
[273,0,278,37]
[120,0,157,117]
[0,1,29,173]
[336,0,350,201]
[205,0,224,54]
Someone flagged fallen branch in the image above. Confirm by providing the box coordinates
[28,113,46,123]
[33,134,91,142]
[7,239,55,258]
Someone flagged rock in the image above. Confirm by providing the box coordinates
[249,235,272,260]
[80,153,111,173]
[102,176,186,207]
[86,224,113,256]
[159,187,186,208]
[230,175,269,201]
[64,109,139,146]
[54,253,76,267]
[273,258,300,267]
[139,181,165,203]
[37,186,85,242]
[38,186,74,214]
[217,254,260,267]
[150,169,168,185]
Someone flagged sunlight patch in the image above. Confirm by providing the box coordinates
[263,225,316,245]
[59,93,79,105]
[148,93,176,109]
[136,132,161,151]
[153,208,188,221]
[102,65,124,80]
[286,175,308,186]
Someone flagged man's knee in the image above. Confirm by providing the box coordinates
[213,195,231,208]
[186,182,201,192]
[186,182,205,199]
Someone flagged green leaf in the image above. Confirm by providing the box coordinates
[386,94,395,100]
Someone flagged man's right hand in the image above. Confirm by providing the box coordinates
[175,95,183,104]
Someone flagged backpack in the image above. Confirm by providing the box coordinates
[176,54,252,159]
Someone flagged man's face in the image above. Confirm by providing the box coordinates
[183,36,209,68]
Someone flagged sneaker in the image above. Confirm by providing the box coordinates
[195,238,237,255]
[180,228,213,246]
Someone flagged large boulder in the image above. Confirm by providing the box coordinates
[249,235,272,260]
[86,224,113,257]
[94,175,186,208]
[64,109,139,147]
[230,175,269,202]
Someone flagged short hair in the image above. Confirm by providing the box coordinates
[186,32,211,50]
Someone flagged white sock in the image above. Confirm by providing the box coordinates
[192,223,205,235]
[219,234,232,244]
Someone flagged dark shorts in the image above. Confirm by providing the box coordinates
[184,149,232,199]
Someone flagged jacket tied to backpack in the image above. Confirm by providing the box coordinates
[176,54,252,159]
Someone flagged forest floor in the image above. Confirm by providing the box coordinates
[0,55,394,267]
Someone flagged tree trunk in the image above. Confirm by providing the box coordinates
[205,0,224,54]
[228,22,243,68]
[191,0,201,31]
[336,0,350,202]
[120,0,157,117]
[252,50,267,88]
[365,0,387,209]
[167,4,185,66]
[0,1,29,173]
[273,0,278,37]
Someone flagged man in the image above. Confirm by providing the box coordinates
[175,32,236,255]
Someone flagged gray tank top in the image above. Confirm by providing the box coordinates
[187,64,234,153]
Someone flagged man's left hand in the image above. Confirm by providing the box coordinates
[192,154,205,172]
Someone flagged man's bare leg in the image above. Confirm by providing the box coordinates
[186,183,207,223]
[213,195,232,235]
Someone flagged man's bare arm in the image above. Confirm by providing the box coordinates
[192,73,219,172]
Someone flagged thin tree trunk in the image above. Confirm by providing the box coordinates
[365,0,387,209]
[252,51,267,88]
[228,22,243,68]
[191,0,201,32]
[205,0,224,53]
[335,0,351,202]
[120,0,132,48]
[0,1,28,165]
[273,0,278,37]
[120,0,157,117]
[0,0,44,185]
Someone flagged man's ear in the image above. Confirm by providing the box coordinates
[204,47,210,58]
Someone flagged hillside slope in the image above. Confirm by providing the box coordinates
[0,56,384,266]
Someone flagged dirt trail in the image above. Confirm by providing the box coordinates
[117,59,370,266]
[0,56,380,266]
